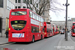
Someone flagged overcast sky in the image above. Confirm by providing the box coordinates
[50,0,75,21]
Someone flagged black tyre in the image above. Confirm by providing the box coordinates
[41,35,43,40]
[32,36,35,43]
[71,35,73,37]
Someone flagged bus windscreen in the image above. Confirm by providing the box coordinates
[11,20,27,30]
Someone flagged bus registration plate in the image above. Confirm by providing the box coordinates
[12,33,24,38]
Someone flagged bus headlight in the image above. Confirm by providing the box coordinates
[9,28,10,30]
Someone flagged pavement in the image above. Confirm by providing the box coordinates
[57,32,75,50]
[0,37,8,45]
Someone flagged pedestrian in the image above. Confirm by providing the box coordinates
[5,29,8,38]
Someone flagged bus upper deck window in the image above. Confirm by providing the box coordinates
[11,11,27,15]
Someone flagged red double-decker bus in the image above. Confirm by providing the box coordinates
[8,8,44,42]
[71,22,75,36]
[53,24,56,35]
[56,26,59,34]
[50,24,53,36]
[44,22,52,37]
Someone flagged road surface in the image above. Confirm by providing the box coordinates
[0,34,64,50]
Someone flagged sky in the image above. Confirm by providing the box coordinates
[50,0,75,21]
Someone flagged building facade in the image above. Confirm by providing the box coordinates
[14,0,39,12]
[39,0,50,22]
[51,20,73,31]
[0,0,15,37]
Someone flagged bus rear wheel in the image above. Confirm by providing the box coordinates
[32,36,35,43]
[41,35,43,40]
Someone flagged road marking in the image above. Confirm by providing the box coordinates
[0,44,10,46]
[56,35,64,50]
[0,42,15,46]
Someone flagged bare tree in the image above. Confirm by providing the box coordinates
[50,0,65,13]
[25,0,65,16]
[50,0,66,18]
[25,0,50,16]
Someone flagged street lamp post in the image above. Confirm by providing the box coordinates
[64,0,69,41]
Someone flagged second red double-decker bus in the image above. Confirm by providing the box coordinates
[44,22,52,37]
[8,8,44,42]
[71,22,75,36]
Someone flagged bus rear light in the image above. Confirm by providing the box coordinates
[44,33,46,35]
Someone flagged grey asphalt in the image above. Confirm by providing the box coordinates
[70,32,75,42]
[0,34,64,50]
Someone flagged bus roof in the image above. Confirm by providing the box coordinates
[10,8,29,11]
[11,8,28,10]
[10,8,43,18]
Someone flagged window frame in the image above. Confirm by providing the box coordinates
[11,11,27,15]
[18,0,21,3]
[23,6,26,8]
[31,26,39,33]
[23,0,26,3]
[15,0,17,3]
[11,20,27,30]
[15,6,17,9]
[18,6,21,8]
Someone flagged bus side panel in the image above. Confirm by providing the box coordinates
[71,26,75,36]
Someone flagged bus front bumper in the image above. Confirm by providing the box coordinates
[8,38,32,42]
